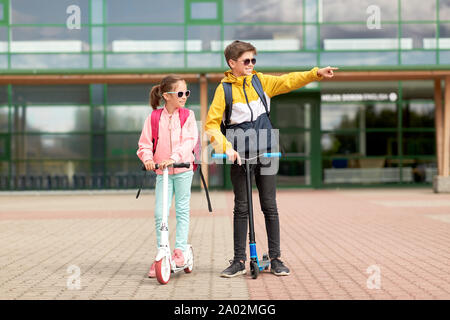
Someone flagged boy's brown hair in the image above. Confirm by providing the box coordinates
[224,40,257,68]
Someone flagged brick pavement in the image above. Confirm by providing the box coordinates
[0,188,449,300]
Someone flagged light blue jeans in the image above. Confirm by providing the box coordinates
[154,170,193,251]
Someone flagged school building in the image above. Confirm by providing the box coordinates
[1,0,450,191]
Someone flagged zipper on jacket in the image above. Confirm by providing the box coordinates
[243,77,254,122]
[169,114,174,175]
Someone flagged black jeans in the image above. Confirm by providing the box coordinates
[230,163,280,262]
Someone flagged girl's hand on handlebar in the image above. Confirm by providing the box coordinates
[226,148,242,166]
[144,160,156,171]
[159,159,175,169]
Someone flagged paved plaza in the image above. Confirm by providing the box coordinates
[0,188,449,300]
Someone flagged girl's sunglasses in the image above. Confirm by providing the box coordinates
[166,90,191,98]
[237,58,256,66]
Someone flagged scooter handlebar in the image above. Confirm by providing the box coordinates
[212,152,282,159]
[141,162,191,171]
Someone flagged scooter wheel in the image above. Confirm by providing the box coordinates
[184,246,194,273]
[155,256,171,285]
[250,261,259,279]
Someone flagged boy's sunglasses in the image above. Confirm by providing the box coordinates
[236,58,256,66]
[166,90,191,98]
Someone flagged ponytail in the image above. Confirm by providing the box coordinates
[149,85,161,110]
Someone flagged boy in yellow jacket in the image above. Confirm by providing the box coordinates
[205,40,337,277]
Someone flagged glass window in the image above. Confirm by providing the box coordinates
[107,0,184,23]
[321,24,399,50]
[403,132,435,155]
[106,53,184,69]
[107,84,155,105]
[12,85,89,104]
[91,0,103,24]
[11,27,89,52]
[403,101,434,128]
[401,159,437,183]
[0,27,7,53]
[92,54,104,69]
[305,0,318,23]
[0,161,8,175]
[11,0,89,24]
[321,0,397,22]
[0,85,7,104]
[366,132,398,156]
[321,81,399,95]
[402,80,434,99]
[440,0,450,20]
[91,27,103,52]
[107,106,150,132]
[257,52,317,67]
[322,132,398,157]
[322,133,359,156]
[403,24,436,49]
[0,3,4,21]
[279,132,310,156]
[278,160,309,186]
[223,25,302,51]
[224,0,303,23]
[276,101,310,129]
[191,2,217,20]
[187,53,222,68]
[364,103,397,128]
[92,106,105,132]
[0,54,6,68]
[323,158,402,184]
[91,84,104,105]
[438,24,450,51]
[0,107,7,132]
[321,51,398,66]
[305,25,318,50]
[11,54,89,69]
[107,26,185,52]
[401,0,436,21]
[12,106,90,133]
[107,133,140,159]
[188,25,221,51]
[322,103,397,131]
[11,134,90,159]
[322,104,361,130]
[401,51,436,65]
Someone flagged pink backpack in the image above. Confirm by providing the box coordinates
[150,107,200,171]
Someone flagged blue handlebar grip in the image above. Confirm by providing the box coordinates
[212,154,227,159]
[263,152,282,158]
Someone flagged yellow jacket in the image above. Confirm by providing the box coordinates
[205,67,323,153]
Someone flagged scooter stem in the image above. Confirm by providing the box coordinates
[160,167,169,246]
[245,160,256,244]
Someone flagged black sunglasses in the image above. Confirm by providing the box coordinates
[166,90,191,98]
[237,58,256,66]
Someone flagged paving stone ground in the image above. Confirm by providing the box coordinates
[0,188,449,300]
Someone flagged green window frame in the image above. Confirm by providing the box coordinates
[0,0,8,25]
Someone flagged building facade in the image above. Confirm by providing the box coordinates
[0,0,448,190]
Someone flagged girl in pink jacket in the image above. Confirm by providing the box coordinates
[137,75,198,278]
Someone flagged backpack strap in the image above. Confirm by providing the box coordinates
[150,108,163,155]
[251,74,269,117]
[178,107,190,127]
[222,82,233,126]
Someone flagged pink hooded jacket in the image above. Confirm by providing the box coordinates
[137,107,199,175]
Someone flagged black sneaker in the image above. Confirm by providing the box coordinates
[221,260,246,278]
[270,258,290,276]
